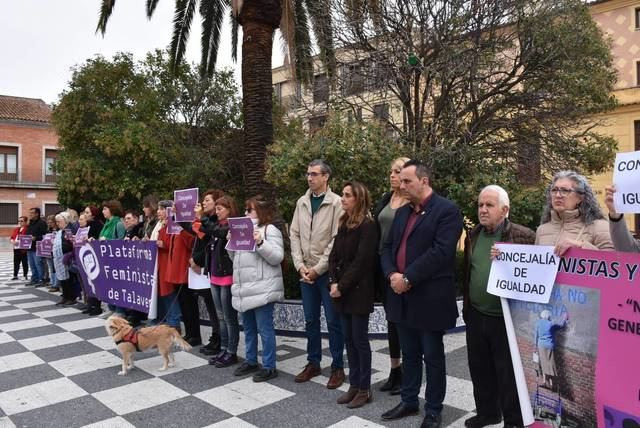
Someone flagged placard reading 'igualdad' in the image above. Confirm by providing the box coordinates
[487,243,558,304]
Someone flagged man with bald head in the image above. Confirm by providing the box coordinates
[462,185,535,428]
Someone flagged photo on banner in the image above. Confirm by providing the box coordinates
[505,248,640,427]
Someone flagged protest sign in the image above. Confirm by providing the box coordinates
[612,151,640,213]
[173,188,198,222]
[166,207,183,235]
[507,248,640,427]
[75,227,90,246]
[16,235,32,250]
[488,244,558,303]
[74,240,157,316]
[226,217,255,251]
[36,241,44,257]
[41,234,53,257]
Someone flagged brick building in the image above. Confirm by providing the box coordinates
[0,95,61,239]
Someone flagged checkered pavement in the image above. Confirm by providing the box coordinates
[0,253,489,428]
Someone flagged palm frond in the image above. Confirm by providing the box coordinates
[293,0,313,84]
[146,0,161,18]
[169,0,198,71]
[303,0,336,78]
[199,0,227,77]
[280,0,297,80]
[230,10,239,63]
[96,0,117,35]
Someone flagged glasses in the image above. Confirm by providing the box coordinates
[305,172,325,178]
[550,187,581,196]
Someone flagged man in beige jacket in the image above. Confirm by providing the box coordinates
[290,159,345,389]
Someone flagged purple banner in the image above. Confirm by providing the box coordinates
[173,188,198,222]
[74,240,157,313]
[166,207,182,235]
[226,217,255,252]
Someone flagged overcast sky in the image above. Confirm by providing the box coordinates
[0,1,285,105]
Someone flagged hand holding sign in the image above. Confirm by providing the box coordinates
[226,217,255,251]
[173,188,199,222]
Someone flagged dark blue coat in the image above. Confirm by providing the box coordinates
[380,193,463,331]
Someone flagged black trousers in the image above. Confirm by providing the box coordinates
[379,272,401,359]
[176,284,201,340]
[466,305,523,425]
[341,313,372,389]
[13,250,28,278]
[192,287,220,346]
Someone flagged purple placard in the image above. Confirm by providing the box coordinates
[166,207,183,235]
[41,235,53,256]
[36,241,44,257]
[173,188,198,222]
[17,235,32,250]
[225,217,255,252]
[74,240,157,313]
[75,227,90,247]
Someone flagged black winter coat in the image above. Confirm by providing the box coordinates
[199,216,233,277]
[26,217,48,250]
[328,218,378,315]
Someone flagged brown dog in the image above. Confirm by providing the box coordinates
[105,315,192,375]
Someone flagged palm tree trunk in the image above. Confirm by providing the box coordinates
[239,1,282,197]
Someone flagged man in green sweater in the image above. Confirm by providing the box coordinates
[462,185,535,428]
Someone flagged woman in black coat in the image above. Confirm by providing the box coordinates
[329,181,378,409]
[372,156,410,394]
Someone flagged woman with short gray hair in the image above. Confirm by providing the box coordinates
[52,212,78,306]
[536,170,613,255]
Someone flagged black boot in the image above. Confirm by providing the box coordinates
[379,366,402,394]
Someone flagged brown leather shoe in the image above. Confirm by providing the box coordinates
[327,367,345,389]
[337,387,358,404]
[347,389,372,409]
[294,363,321,383]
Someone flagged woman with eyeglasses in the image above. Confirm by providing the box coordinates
[536,170,613,255]
[10,216,29,280]
[228,195,285,382]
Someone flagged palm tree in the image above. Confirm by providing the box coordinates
[96,0,335,196]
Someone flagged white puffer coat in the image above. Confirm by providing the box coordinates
[229,223,285,312]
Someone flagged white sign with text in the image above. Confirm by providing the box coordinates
[612,151,640,213]
[487,244,558,303]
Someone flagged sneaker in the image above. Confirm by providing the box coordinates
[11,277,18,281]
[208,350,226,365]
[214,352,238,368]
[98,310,114,319]
[253,368,278,382]
[233,361,259,376]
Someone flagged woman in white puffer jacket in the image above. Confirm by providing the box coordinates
[229,195,285,383]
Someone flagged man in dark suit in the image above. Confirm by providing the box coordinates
[380,160,463,428]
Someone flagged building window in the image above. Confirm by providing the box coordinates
[45,149,57,183]
[637,61,640,87]
[44,203,63,218]
[369,61,392,91]
[273,82,283,103]
[635,7,640,30]
[0,203,19,225]
[0,146,18,181]
[309,115,326,133]
[342,62,364,96]
[373,103,390,121]
[347,107,363,123]
[313,74,329,104]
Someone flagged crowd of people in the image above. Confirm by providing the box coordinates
[9,158,639,428]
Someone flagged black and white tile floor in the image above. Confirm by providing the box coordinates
[0,253,490,427]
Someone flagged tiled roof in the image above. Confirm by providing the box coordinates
[0,95,51,123]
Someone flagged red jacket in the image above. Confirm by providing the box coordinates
[167,230,195,285]
[10,226,27,241]
[156,225,174,297]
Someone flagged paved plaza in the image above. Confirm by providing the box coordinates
[0,253,493,428]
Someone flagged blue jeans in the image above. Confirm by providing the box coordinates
[46,258,57,288]
[243,302,276,369]
[397,324,446,415]
[156,291,182,328]
[300,273,344,368]
[27,251,43,283]
[211,285,239,354]
[341,313,371,389]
